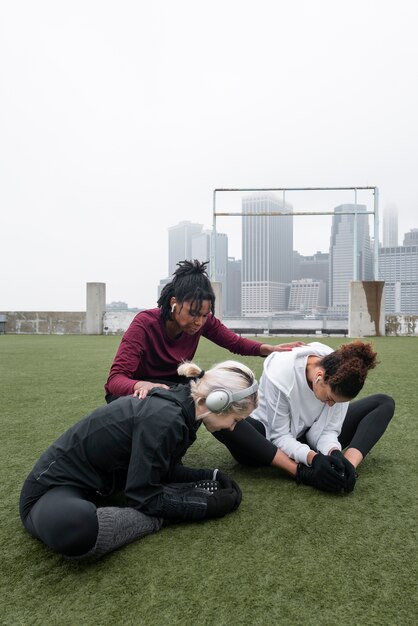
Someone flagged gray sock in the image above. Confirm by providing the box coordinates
[67,507,163,561]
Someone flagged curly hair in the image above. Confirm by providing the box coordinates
[157,259,216,322]
[320,341,378,399]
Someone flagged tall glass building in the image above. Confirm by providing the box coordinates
[382,203,399,247]
[288,279,327,312]
[226,257,242,316]
[379,230,418,314]
[168,221,203,276]
[329,204,373,313]
[192,230,228,315]
[242,194,293,316]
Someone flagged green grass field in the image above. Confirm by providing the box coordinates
[1,335,417,626]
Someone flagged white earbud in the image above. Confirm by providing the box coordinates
[171,303,176,313]
[315,377,322,384]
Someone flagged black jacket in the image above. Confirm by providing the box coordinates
[27,386,214,521]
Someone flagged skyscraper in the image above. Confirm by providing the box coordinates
[288,279,326,313]
[168,221,203,276]
[403,228,418,246]
[161,221,229,315]
[192,229,228,315]
[242,194,293,315]
[293,251,330,306]
[382,203,398,247]
[226,257,242,316]
[329,204,373,312]
[379,229,418,314]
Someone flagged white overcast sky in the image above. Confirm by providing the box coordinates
[1,0,417,311]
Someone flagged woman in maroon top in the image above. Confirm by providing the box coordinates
[105,260,303,402]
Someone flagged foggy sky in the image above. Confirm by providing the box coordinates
[1,0,417,311]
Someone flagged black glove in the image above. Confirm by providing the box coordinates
[214,470,242,509]
[215,470,233,489]
[296,453,345,493]
[311,452,346,491]
[205,487,242,519]
[330,450,357,493]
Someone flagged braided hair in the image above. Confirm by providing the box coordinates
[320,341,378,399]
[157,260,216,322]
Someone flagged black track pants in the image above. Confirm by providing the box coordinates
[20,481,99,556]
[213,417,276,466]
[214,393,395,468]
[338,393,395,457]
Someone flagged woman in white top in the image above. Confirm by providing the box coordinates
[214,341,395,493]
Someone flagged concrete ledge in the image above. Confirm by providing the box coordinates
[0,311,86,334]
[0,311,416,336]
[226,327,348,337]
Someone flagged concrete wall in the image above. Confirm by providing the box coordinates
[385,314,418,336]
[101,311,418,337]
[0,311,86,334]
[1,309,417,337]
[103,311,137,334]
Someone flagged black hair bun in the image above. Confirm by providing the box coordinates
[174,260,209,278]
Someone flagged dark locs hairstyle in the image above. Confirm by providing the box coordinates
[319,341,378,399]
[157,260,216,322]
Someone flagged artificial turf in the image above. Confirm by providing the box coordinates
[1,334,417,626]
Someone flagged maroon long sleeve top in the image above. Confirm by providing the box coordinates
[105,308,263,397]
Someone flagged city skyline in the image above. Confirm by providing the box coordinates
[157,199,417,317]
[2,2,418,311]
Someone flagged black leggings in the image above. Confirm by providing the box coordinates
[20,478,99,556]
[213,394,395,467]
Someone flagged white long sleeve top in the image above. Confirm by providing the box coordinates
[250,342,349,465]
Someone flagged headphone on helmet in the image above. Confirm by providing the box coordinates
[205,380,258,414]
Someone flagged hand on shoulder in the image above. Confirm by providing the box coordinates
[260,341,306,356]
[133,381,170,399]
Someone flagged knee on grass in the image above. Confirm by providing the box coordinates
[44,504,98,556]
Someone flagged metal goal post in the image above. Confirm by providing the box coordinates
[210,186,379,283]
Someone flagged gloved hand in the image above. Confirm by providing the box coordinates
[205,487,242,519]
[330,450,357,493]
[296,453,345,493]
[311,452,346,492]
[215,470,233,489]
[214,470,242,509]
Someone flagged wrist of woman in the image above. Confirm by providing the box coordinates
[259,344,272,356]
[306,451,317,467]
